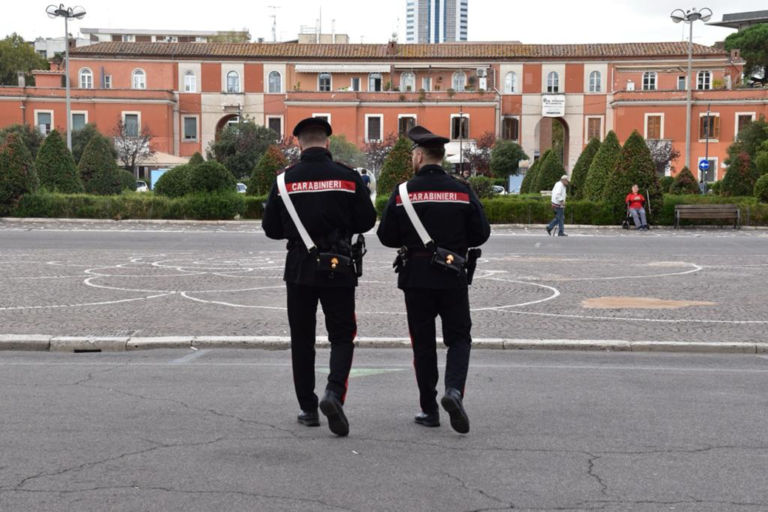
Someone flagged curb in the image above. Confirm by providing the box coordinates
[1,335,766,355]
[3,218,767,231]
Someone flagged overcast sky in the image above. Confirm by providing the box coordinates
[3,0,763,46]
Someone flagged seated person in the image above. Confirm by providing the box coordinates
[625,185,648,231]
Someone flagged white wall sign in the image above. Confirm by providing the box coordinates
[542,95,566,117]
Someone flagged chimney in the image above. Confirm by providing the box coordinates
[730,49,741,61]
[387,38,397,56]
[17,72,25,88]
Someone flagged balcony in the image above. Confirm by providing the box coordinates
[612,88,767,105]
[0,86,176,103]
[285,90,498,104]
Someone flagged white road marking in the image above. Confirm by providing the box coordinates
[170,350,210,365]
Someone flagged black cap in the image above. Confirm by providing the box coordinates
[292,117,333,137]
[408,125,450,150]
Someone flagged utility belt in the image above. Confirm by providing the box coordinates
[394,182,482,285]
[278,173,367,280]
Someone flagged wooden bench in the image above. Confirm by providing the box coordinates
[674,204,740,229]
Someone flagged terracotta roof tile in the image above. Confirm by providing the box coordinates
[70,42,726,60]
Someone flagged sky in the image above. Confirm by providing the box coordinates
[2,0,764,46]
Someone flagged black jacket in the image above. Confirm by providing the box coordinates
[262,147,377,287]
[376,165,491,289]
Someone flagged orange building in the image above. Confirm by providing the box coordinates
[1,40,766,181]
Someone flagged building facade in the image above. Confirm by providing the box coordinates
[1,40,766,181]
[406,0,469,44]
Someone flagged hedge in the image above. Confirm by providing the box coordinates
[10,192,768,226]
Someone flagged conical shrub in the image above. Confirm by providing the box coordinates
[721,152,759,197]
[570,138,601,200]
[188,152,205,167]
[533,150,565,193]
[377,136,413,196]
[519,158,541,194]
[583,131,621,201]
[669,167,700,195]
[249,145,287,196]
[603,130,663,222]
[0,132,39,215]
[35,130,84,193]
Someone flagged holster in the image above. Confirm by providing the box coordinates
[431,247,465,275]
[465,248,482,285]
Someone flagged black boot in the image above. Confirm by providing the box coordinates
[297,410,320,427]
[414,411,440,428]
[441,388,470,434]
[319,390,349,437]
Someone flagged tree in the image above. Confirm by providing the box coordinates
[248,145,287,196]
[279,136,301,165]
[721,152,759,197]
[189,161,237,194]
[583,131,621,201]
[35,130,84,193]
[0,33,49,86]
[0,132,39,215]
[467,176,494,199]
[376,136,413,196]
[79,135,122,195]
[727,116,768,164]
[519,158,541,195]
[489,139,529,179]
[330,134,366,167]
[0,124,46,160]
[69,124,117,165]
[211,29,251,43]
[462,132,495,177]
[756,150,768,177]
[725,24,768,85]
[206,119,278,180]
[533,150,565,193]
[364,132,398,176]
[112,118,155,179]
[602,130,663,222]
[569,138,601,200]
[669,167,700,195]
[188,152,205,166]
[754,174,768,202]
[646,139,681,177]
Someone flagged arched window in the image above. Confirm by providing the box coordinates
[697,71,712,90]
[589,71,602,93]
[184,71,196,93]
[401,72,415,92]
[318,73,332,92]
[504,72,517,94]
[547,72,559,93]
[132,69,146,90]
[226,71,240,93]
[452,71,466,92]
[369,73,382,92]
[268,71,282,93]
[79,68,93,89]
[642,72,657,91]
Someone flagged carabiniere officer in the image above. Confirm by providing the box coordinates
[377,126,491,434]
[262,117,377,437]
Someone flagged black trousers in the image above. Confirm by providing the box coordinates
[404,287,472,414]
[286,283,357,412]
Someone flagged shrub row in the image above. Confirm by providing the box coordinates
[11,192,768,226]
[12,192,267,221]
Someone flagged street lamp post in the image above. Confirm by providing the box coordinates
[459,106,464,175]
[46,4,86,152]
[671,7,712,170]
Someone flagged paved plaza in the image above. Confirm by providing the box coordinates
[1,221,767,345]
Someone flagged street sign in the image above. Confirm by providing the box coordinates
[699,160,710,172]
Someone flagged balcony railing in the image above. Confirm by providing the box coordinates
[285,90,498,103]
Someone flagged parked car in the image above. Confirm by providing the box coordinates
[136,181,149,192]
[236,183,247,194]
[492,185,508,195]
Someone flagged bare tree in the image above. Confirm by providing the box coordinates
[462,131,496,177]
[364,132,398,177]
[646,139,681,176]
[279,136,301,166]
[112,117,155,179]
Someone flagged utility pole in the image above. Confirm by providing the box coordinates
[704,103,711,182]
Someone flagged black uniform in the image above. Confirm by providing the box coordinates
[262,146,377,414]
[377,157,491,415]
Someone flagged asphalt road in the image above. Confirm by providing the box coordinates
[1,349,767,512]
[1,223,768,344]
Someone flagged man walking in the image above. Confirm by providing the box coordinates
[377,126,491,434]
[547,175,569,237]
[262,117,377,437]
